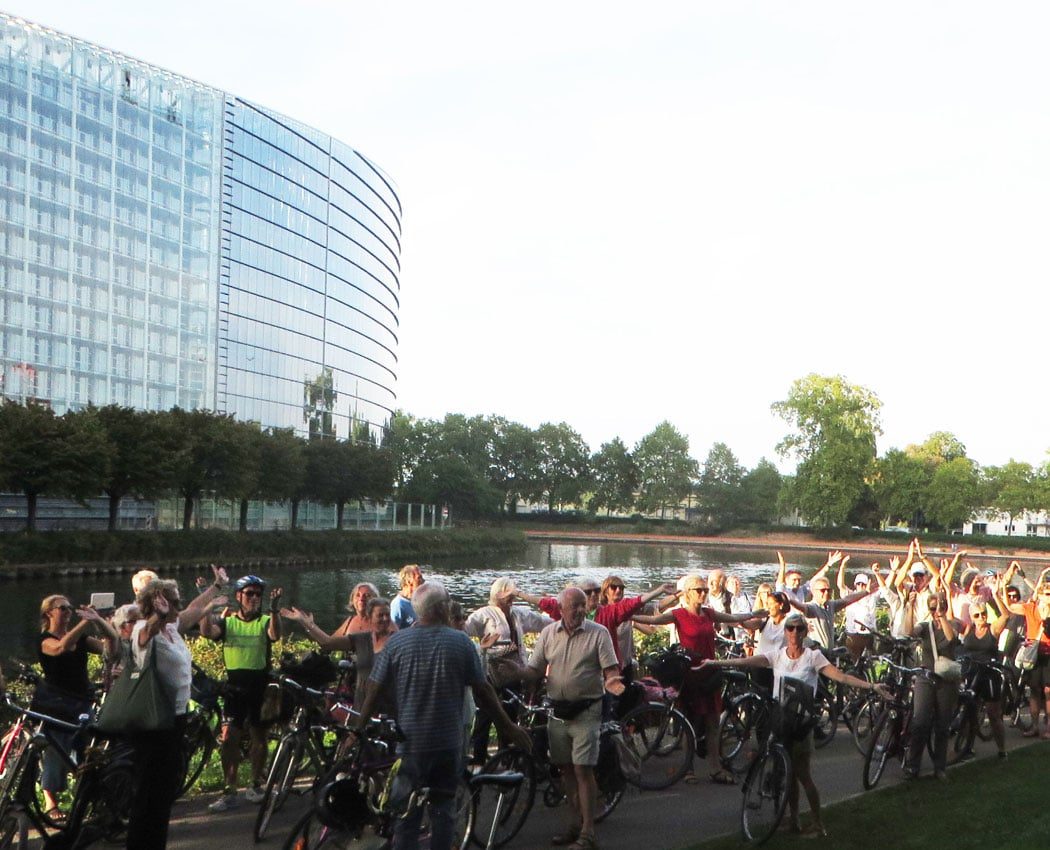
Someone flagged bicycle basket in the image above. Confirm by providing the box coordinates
[770,675,817,742]
[643,646,692,689]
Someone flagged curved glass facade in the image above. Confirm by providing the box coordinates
[0,15,399,438]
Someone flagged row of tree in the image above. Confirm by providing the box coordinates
[0,403,392,531]
[384,412,783,524]
[772,373,1050,531]
[3,373,1047,533]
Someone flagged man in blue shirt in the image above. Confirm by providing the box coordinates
[357,581,529,850]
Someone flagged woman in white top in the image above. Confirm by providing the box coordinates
[702,613,889,838]
[127,566,229,850]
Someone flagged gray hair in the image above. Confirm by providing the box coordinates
[558,586,586,606]
[412,580,450,622]
[575,576,600,592]
[348,582,379,611]
[489,577,518,605]
[112,603,140,630]
[131,569,159,595]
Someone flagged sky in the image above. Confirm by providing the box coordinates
[8,1,1050,472]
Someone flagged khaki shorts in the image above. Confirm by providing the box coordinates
[547,702,602,767]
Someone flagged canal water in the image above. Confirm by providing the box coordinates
[0,540,916,662]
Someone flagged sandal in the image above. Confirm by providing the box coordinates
[710,770,736,786]
[551,826,582,846]
[43,807,67,825]
[567,833,599,850]
[683,771,700,785]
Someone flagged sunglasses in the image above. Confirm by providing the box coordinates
[584,588,601,595]
[814,587,830,593]
[608,584,625,591]
[784,624,805,632]
[971,612,986,618]
[52,604,73,612]
[241,590,263,598]
[689,587,709,594]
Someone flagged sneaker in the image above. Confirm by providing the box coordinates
[243,786,266,804]
[208,793,239,813]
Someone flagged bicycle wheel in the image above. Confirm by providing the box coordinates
[281,808,353,850]
[851,695,881,756]
[0,731,33,830]
[255,736,304,843]
[975,701,993,742]
[177,709,219,798]
[619,703,695,790]
[718,696,762,776]
[475,748,536,849]
[812,687,837,750]
[862,707,898,790]
[740,744,791,845]
[952,706,977,757]
[594,782,623,824]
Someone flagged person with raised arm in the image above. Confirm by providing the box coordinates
[702,612,890,836]
[998,563,1050,738]
[633,574,765,785]
[127,565,228,850]
[787,557,876,651]
[837,560,880,660]
[958,589,1009,758]
[775,550,839,605]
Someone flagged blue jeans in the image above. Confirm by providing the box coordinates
[391,748,462,850]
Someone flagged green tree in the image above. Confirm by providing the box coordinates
[907,431,967,466]
[739,458,783,524]
[488,417,538,514]
[527,422,590,511]
[306,439,392,530]
[403,454,501,520]
[88,405,178,531]
[588,438,639,515]
[695,442,745,527]
[924,457,981,531]
[168,409,253,530]
[0,401,109,531]
[984,460,1037,535]
[303,367,337,438]
[772,374,882,527]
[633,422,698,518]
[383,411,432,492]
[873,448,931,528]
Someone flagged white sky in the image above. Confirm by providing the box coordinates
[10,1,1050,472]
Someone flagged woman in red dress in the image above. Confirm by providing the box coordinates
[634,573,763,784]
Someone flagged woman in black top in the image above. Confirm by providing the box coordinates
[960,602,1008,757]
[36,594,119,817]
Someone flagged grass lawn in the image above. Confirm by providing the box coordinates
[684,741,1050,850]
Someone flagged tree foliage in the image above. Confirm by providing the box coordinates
[589,438,639,515]
[634,422,698,518]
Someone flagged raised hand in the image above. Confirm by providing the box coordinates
[211,564,229,586]
[76,605,102,623]
[889,556,901,572]
[825,551,844,568]
[154,593,170,618]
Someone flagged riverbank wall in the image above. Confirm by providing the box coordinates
[523,529,1050,563]
[0,527,526,579]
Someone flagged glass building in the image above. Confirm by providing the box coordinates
[0,14,400,440]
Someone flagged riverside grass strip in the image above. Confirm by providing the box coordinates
[684,742,1050,850]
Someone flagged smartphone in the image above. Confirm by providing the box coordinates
[90,592,115,610]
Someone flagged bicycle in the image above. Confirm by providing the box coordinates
[0,690,134,850]
[176,663,226,798]
[717,670,773,777]
[481,691,625,828]
[281,715,473,850]
[738,681,815,846]
[846,633,917,755]
[254,673,353,842]
[949,657,1003,758]
[861,659,935,790]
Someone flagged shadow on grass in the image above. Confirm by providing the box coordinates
[682,741,1050,850]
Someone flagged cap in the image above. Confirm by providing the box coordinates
[910,566,927,576]
[854,573,870,586]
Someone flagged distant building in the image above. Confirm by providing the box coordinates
[0,13,400,440]
[964,510,1050,537]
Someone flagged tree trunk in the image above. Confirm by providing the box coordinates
[290,499,300,530]
[183,495,194,530]
[108,492,121,532]
[336,500,345,530]
[239,499,249,532]
[25,492,37,532]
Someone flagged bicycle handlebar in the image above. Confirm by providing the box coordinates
[1,691,87,733]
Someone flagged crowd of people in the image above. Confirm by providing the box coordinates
[5,539,1050,850]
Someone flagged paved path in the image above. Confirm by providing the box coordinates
[166,730,1037,850]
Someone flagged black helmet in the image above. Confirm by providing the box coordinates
[315,776,369,833]
[233,575,265,592]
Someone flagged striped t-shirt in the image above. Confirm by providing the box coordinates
[370,624,484,753]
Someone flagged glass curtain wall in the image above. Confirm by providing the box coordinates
[219,100,401,440]
[0,16,223,412]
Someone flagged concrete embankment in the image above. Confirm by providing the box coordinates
[523,528,1050,563]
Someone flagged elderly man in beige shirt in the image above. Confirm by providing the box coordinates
[525,587,623,850]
